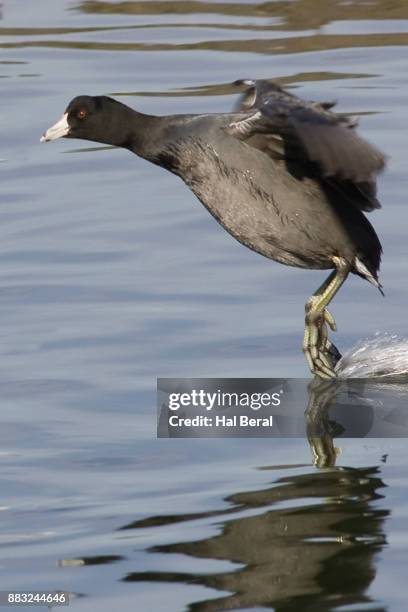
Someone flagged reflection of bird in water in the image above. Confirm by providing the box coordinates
[41,79,385,378]
[306,372,408,466]
[122,380,402,609]
[305,377,342,467]
[121,464,388,611]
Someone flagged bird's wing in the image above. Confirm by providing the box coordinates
[226,80,386,211]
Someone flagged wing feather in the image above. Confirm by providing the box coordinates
[228,80,386,212]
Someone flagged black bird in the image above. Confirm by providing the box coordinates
[41,80,386,379]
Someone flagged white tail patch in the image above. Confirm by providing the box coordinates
[354,256,381,289]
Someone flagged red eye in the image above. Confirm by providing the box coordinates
[77,109,87,119]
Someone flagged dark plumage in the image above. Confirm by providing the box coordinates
[41,79,386,378]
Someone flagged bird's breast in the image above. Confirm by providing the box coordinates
[159,136,339,269]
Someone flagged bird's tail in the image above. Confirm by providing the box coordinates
[354,256,384,296]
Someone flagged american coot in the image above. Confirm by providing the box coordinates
[41,80,386,379]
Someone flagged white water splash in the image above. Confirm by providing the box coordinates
[336,332,408,379]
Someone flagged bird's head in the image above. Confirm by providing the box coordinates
[41,95,131,147]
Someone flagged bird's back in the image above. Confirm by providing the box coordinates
[149,112,382,278]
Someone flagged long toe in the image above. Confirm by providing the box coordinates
[312,353,337,379]
[303,318,337,379]
[323,308,337,332]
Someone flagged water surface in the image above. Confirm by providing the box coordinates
[1,1,408,610]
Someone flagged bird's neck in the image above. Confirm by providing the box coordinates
[117,104,164,159]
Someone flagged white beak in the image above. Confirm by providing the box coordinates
[40,113,70,142]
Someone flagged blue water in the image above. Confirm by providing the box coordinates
[1,0,408,609]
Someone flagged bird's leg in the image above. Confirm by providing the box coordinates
[303,258,349,379]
